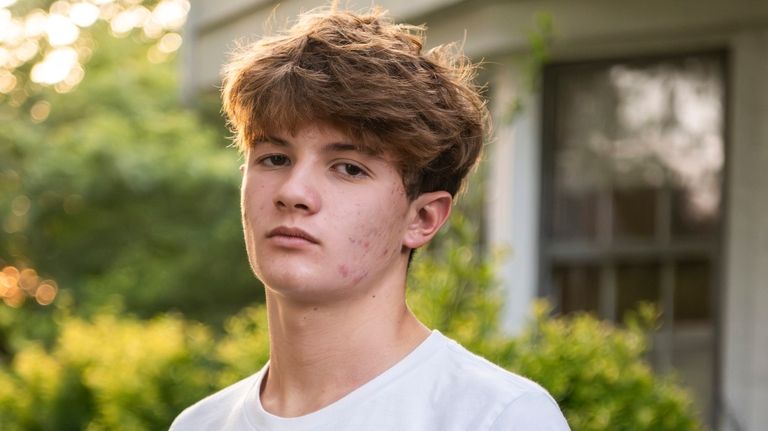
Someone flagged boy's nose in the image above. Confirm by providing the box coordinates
[273,167,321,214]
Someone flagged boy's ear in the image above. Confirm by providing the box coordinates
[402,191,453,250]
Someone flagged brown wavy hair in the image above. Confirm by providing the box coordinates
[221,6,488,199]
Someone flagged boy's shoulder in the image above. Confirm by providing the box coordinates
[390,332,570,430]
[169,367,265,431]
[438,334,548,396]
[426,332,564,414]
[339,330,571,430]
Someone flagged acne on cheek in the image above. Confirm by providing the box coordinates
[338,263,367,286]
[337,264,350,278]
[347,237,371,252]
[352,271,368,285]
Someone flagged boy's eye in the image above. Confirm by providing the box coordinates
[334,162,367,177]
[260,154,289,167]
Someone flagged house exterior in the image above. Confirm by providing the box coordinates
[182,1,768,429]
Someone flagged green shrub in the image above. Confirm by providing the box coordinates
[499,302,701,431]
[0,307,218,430]
[213,305,270,388]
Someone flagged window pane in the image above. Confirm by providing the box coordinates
[554,264,600,314]
[672,188,719,238]
[674,259,711,322]
[671,325,714,421]
[551,63,613,241]
[551,189,598,240]
[549,54,724,245]
[613,187,656,239]
[616,262,660,321]
[607,57,725,196]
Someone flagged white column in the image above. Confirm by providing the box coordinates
[487,57,541,334]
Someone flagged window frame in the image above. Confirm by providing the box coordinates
[537,49,729,426]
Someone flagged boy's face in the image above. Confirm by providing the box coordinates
[240,122,414,303]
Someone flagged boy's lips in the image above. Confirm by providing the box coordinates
[266,226,320,244]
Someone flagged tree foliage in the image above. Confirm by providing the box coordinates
[1,17,260,322]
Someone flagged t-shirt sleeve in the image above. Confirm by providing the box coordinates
[488,391,571,431]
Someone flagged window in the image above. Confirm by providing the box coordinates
[540,52,726,423]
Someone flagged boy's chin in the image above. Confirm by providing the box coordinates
[261,273,363,304]
[266,285,362,307]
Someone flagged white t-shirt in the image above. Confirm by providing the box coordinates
[170,330,570,430]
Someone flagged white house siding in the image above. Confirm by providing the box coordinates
[184,1,768,429]
[721,29,768,431]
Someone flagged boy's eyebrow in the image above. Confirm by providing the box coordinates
[323,142,360,153]
[259,135,289,146]
[324,142,384,159]
[260,135,376,156]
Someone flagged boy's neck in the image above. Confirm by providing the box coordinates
[259,279,430,418]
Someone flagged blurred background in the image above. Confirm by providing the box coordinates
[1,0,767,430]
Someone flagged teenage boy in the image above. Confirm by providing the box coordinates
[171,6,569,431]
